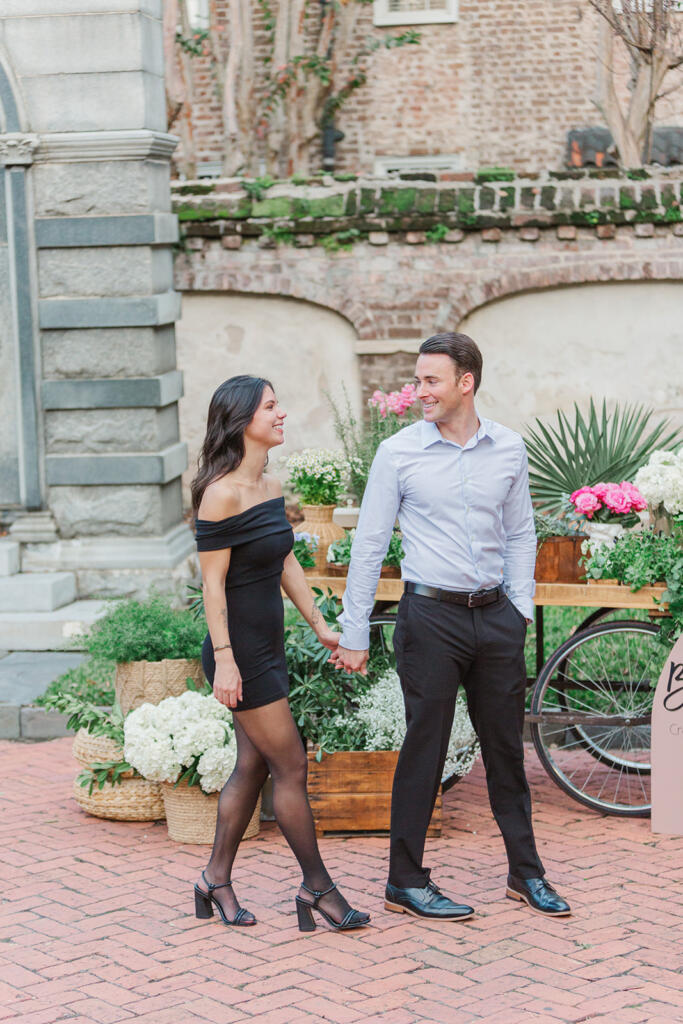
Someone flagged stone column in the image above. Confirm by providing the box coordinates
[2,1,195,599]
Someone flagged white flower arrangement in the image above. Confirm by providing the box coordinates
[634,449,683,518]
[326,669,480,781]
[124,690,236,794]
[285,448,360,505]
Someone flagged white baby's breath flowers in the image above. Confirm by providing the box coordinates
[124,692,236,794]
[635,449,683,517]
[327,669,479,781]
[285,448,352,485]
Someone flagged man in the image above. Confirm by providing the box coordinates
[332,332,570,920]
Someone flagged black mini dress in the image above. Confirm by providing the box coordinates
[195,496,294,711]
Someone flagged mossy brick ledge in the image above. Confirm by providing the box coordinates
[172,173,683,240]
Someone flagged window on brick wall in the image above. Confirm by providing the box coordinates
[374,154,464,176]
[373,0,458,27]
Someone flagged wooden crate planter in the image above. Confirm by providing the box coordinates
[535,536,586,584]
[307,749,441,837]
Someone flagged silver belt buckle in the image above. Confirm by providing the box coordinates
[467,588,487,607]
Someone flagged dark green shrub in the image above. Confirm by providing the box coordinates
[83,593,206,663]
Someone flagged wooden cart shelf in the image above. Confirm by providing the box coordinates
[303,576,667,610]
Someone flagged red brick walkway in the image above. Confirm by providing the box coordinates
[1,738,682,1024]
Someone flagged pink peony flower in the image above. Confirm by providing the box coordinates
[591,482,611,500]
[573,491,601,517]
[602,485,632,514]
[570,485,595,504]
[620,481,648,511]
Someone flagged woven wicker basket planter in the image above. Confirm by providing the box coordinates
[115,658,205,715]
[73,775,165,821]
[162,780,261,845]
[72,728,165,821]
[72,728,129,770]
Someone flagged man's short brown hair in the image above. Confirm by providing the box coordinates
[418,332,483,394]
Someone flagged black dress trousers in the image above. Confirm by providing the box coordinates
[389,590,545,888]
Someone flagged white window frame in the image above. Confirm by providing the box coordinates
[373,0,458,27]
[373,154,464,176]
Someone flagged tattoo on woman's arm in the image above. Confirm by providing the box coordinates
[311,602,322,629]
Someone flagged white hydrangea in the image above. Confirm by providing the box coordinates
[124,692,236,794]
[344,669,480,781]
[635,449,683,517]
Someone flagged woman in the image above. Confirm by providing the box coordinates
[191,374,369,933]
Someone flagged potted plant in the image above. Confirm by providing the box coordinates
[306,668,479,836]
[534,512,587,584]
[326,529,404,578]
[82,593,207,715]
[40,690,165,821]
[123,689,261,844]
[329,383,421,508]
[286,591,479,834]
[292,531,318,573]
[523,398,680,516]
[582,525,683,644]
[285,448,353,572]
[635,449,683,536]
[568,481,647,551]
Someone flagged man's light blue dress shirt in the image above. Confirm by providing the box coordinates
[338,416,537,651]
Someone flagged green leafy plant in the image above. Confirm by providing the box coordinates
[241,175,275,200]
[261,224,296,246]
[292,532,318,568]
[475,166,515,182]
[319,228,361,252]
[82,593,206,664]
[329,384,421,501]
[426,223,450,243]
[38,691,125,741]
[327,529,404,568]
[76,759,135,796]
[582,524,683,642]
[286,589,392,757]
[524,399,681,514]
[35,656,115,708]
[533,511,585,541]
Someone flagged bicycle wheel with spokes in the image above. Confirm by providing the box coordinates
[530,619,662,816]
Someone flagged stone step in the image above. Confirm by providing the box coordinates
[0,540,20,577]
[0,600,108,651]
[0,572,77,613]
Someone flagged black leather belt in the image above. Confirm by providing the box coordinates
[404,582,503,608]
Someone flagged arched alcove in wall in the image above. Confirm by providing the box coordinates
[175,292,361,504]
[458,281,683,432]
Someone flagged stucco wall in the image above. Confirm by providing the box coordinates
[175,293,361,503]
[459,281,683,432]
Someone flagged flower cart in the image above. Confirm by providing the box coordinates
[303,569,675,821]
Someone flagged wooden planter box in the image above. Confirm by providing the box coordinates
[307,749,441,837]
[535,536,586,584]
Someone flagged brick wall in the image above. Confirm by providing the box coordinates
[173,1,683,176]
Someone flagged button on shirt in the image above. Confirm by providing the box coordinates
[338,416,537,650]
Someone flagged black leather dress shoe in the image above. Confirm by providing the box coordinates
[506,875,571,917]
[385,880,474,921]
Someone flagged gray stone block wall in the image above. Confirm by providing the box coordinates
[1,1,192,599]
[41,326,177,379]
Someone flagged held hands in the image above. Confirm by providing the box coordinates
[329,645,369,676]
[315,622,341,652]
[213,650,243,709]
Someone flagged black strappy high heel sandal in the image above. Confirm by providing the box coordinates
[295,883,371,932]
[194,871,256,926]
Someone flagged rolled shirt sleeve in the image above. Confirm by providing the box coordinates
[502,441,537,620]
[338,444,401,650]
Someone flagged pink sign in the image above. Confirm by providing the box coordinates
[651,633,683,835]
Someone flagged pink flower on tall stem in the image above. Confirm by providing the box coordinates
[573,491,601,517]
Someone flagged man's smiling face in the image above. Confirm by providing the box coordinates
[414,352,472,422]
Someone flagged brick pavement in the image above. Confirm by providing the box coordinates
[1,738,682,1024]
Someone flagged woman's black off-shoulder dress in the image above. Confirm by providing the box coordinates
[195,496,294,711]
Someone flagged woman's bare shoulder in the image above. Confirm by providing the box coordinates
[197,478,242,521]
[264,474,283,499]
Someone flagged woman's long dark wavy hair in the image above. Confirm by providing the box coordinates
[191,375,273,516]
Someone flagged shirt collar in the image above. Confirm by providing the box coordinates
[420,413,495,449]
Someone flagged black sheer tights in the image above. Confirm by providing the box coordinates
[197,698,354,924]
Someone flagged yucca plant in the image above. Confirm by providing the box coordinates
[524,399,681,514]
